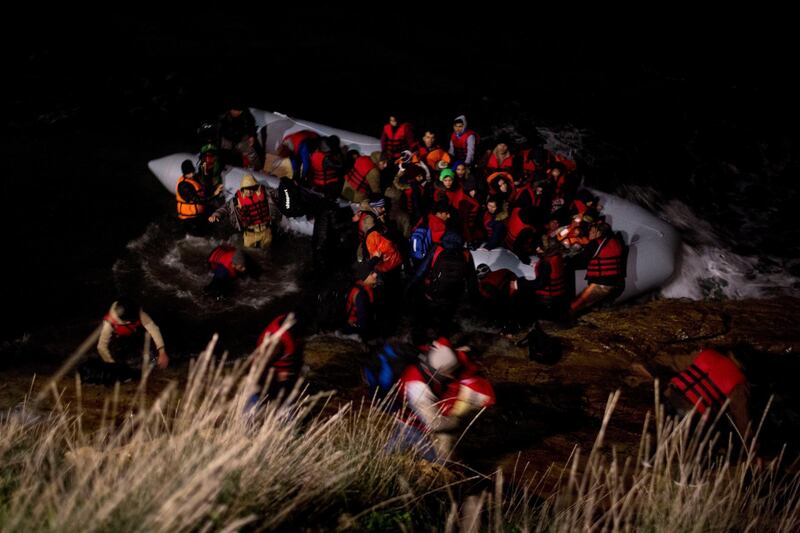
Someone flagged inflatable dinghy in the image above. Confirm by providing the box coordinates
[148,108,680,302]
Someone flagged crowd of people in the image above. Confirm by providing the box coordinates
[84,106,755,464]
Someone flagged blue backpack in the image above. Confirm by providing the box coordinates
[409,226,432,262]
[362,343,419,399]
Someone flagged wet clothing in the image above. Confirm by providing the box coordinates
[97,303,165,364]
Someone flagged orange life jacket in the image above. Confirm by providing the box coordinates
[176,175,206,220]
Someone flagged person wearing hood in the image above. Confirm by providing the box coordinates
[96,298,168,370]
[209,174,273,249]
[482,136,515,177]
[448,115,479,166]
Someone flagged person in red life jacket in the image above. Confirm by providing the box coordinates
[96,297,168,369]
[665,346,751,439]
[392,161,432,229]
[381,115,418,161]
[278,129,320,182]
[436,169,482,244]
[395,338,495,461]
[416,231,477,341]
[569,222,626,316]
[206,244,248,296]
[482,196,508,250]
[309,135,344,198]
[449,115,479,166]
[481,136,515,178]
[176,159,221,236]
[504,206,539,264]
[531,241,571,319]
[569,189,600,220]
[217,105,261,170]
[249,313,305,405]
[341,149,382,203]
[208,174,273,249]
[343,261,380,340]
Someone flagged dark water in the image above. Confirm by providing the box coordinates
[4,15,799,347]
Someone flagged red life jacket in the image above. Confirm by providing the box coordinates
[282,130,319,155]
[176,175,206,220]
[534,253,567,300]
[586,235,625,282]
[310,150,339,187]
[346,281,374,326]
[208,245,238,278]
[519,148,540,182]
[510,183,545,210]
[450,130,479,162]
[504,208,535,250]
[427,213,448,245]
[344,155,376,194]
[382,122,414,159]
[670,348,746,415]
[235,186,271,227]
[257,314,297,372]
[485,153,515,176]
[478,269,517,300]
[103,312,141,337]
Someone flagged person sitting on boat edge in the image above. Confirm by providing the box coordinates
[569,222,626,316]
[208,174,273,249]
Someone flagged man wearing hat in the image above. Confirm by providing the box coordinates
[209,174,273,249]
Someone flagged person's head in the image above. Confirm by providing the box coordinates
[389,115,398,127]
[433,199,451,221]
[494,138,509,156]
[496,177,509,193]
[181,159,195,177]
[232,249,247,273]
[239,174,259,196]
[427,339,459,378]
[550,162,566,179]
[475,263,491,280]
[454,161,467,179]
[453,117,465,135]
[486,197,499,214]
[423,130,436,148]
[114,297,140,322]
[228,108,243,118]
[439,168,455,189]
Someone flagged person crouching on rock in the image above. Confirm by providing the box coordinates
[208,174,272,249]
[569,222,626,316]
[394,338,495,462]
[96,297,168,370]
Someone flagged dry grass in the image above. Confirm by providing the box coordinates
[2,324,799,531]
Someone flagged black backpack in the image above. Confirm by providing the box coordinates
[277,177,306,218]
[518,322,562,365]
[429,248,468,301]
